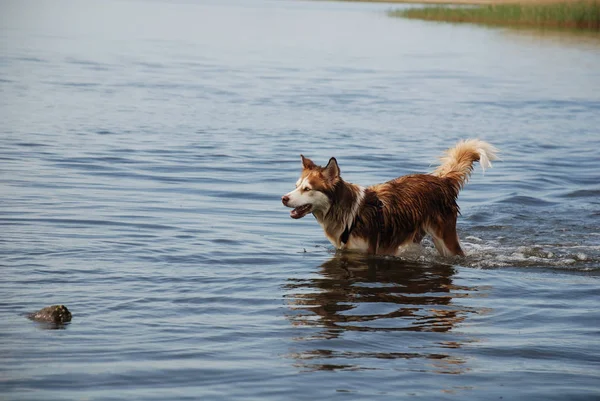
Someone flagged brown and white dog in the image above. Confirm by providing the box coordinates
[281,139,498,257]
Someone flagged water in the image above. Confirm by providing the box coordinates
[1,0,599,399]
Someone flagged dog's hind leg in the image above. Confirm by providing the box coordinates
[429,220,465,257]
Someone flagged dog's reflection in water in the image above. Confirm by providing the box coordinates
[284,253,484,373]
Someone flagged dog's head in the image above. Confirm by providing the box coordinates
[282,155,340,219]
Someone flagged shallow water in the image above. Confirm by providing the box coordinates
[1,0,599,399]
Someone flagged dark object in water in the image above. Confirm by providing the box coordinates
[28,305,72,324]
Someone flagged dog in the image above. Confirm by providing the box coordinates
[281,139,498,257]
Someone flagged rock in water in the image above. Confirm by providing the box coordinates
[28,305,72,324]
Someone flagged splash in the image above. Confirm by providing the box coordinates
[394,237,599,271]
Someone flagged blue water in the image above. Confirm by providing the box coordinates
[1,0,600,399]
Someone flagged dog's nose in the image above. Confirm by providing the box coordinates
[282,195,289,206]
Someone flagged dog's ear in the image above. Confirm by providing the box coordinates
[301,154,316,170]
[323,157,340,181]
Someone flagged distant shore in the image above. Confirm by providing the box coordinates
[387,0,599,31]
[329,0,589,6]
[325,0,600,31]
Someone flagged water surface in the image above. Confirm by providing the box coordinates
[1,0,599,400]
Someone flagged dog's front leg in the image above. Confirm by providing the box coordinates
[367,235,380,255]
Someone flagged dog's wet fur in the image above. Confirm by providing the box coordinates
[282,139,498,257]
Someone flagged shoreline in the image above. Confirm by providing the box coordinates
[326,0,590,6]
[389,0,600,31]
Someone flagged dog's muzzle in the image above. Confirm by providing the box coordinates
[282,195,312,219]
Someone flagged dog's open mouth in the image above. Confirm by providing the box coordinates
[290,204,312,219]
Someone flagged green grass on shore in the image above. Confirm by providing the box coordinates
[389,1,600,30]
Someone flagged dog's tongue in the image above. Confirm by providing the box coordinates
[290,204,311,219]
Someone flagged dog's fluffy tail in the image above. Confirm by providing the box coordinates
[432,139,499,189]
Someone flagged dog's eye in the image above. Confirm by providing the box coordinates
[304,187,311,192]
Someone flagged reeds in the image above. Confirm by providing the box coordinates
[389,1,600,30]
